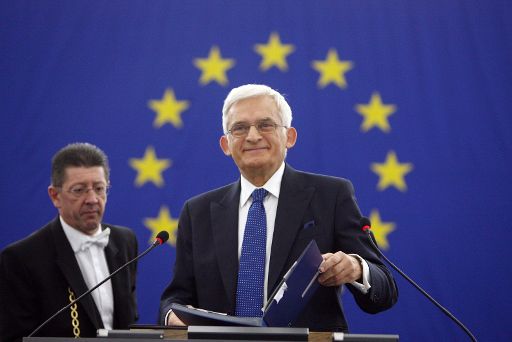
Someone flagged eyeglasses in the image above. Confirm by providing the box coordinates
[226,119,288,138]
[60,184,110,198]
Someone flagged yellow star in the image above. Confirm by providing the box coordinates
[311,48,353,89]
[148,88,189,129]
[371,151,413,192]
[144,206,179,246]
[129,146,171,187]
[254,32,295,71]
[368,209,395,250]
[193,46,235,86]
[355,92,397,133]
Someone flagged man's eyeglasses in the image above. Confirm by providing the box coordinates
[226,120,288,138]
[60,184,110,198]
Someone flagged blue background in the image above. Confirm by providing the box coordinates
[1,1,511,341]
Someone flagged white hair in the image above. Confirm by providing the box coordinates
[222,84,293,133]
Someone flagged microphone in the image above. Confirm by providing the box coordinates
[154,230,170,246]
[360,217,477,342]
[28,230,170,337]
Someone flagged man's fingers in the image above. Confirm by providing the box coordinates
[319,252,340,273]
[321,252,333,262]
[318,252,360,286]
[319,252,344,283]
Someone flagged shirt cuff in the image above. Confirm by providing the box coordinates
[348,254,371,294]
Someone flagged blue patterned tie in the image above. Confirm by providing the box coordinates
[235,188,268,317]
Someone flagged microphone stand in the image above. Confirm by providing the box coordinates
[28,238,164,337]
[364,228,477,342]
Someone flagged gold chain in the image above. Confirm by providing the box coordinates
[67,287,80,338]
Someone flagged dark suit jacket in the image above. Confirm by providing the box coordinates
[0,217,138,342]
[160,164,398,331]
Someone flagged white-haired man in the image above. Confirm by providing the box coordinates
[160,84,398,332]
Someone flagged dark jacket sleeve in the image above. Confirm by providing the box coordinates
[332,179,398,313]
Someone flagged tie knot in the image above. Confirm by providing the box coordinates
[252,188,267,203]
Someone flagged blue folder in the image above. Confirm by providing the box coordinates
[170,239,323,327]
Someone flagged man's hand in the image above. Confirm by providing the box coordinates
[318,251,362,286]
[166,312,186,326]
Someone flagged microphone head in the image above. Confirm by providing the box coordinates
[155,231,170,245]
[360,217,371,232]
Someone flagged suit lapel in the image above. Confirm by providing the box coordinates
[268,165,315,294]
[51,219,103,329]
[211,181,240,311]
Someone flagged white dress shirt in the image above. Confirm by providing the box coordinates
[61,217,114,330]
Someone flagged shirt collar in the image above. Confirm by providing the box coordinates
[240,162,285,207]
[60,216,103,253]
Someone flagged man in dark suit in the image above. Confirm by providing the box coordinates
[160,84,398,331]
[0,143,138,342]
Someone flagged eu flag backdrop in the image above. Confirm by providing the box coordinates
[1,1,511,341]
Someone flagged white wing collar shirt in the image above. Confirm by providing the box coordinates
[61,217,114,330]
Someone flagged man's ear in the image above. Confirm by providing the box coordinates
[48,186,61,209]
[286,127,298,148]
[219,135,232,156]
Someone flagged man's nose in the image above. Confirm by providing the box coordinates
[245,125,262,140]
[84,189,100,202]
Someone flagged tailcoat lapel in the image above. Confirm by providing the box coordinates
[51,220,103,329]
[210,181,241,312]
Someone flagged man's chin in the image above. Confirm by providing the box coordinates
[80,217,102,232]
[241,156,269,168]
